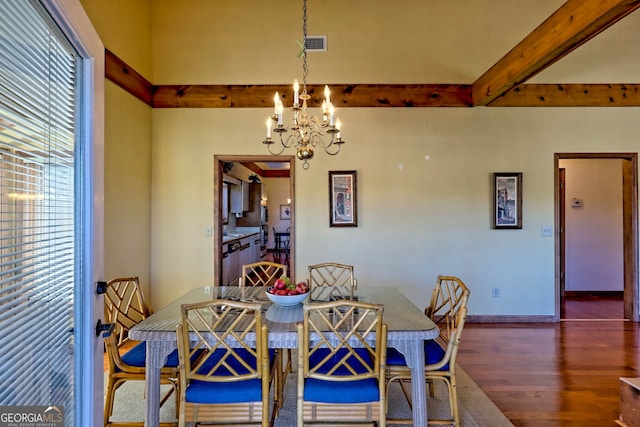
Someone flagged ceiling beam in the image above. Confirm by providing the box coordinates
[491,83,640,106]
[472,0,640,106]
[151,84,472,108]
[105,49,153,106]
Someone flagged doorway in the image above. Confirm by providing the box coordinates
[555,153,638,321]
[213,155,295,284]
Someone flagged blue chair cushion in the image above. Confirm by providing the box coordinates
[120,342,180,369]
[186,377,264,404]
[386,340,448,370]
[185,348,276,404]
[304,347,380,404]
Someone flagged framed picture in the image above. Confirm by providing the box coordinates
[493,172,522,229]
[329,170,357,227]
[280,204,291,220]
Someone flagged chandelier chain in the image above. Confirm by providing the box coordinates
[302,0,309,92]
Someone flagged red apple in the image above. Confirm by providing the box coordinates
[296,282,309,294]
[274,278,286,290]
[288,289,299,295]
[275,289,288,296]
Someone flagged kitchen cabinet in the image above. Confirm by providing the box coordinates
[221,251,230,285]
[252,234,261,262]
[226,240,241,286]
[230,180,250,214]
[236,183,262,226]
[220,232,262,285]
[239,236,253,271]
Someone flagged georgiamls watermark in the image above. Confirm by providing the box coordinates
[0,406,63,427]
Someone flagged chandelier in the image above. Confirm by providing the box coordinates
[262,0,344,170]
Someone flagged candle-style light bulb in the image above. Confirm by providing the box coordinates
[277,101,284,125]
[324,85,331,103]
[335,118,341,138]
[329,104,335,126]
[266,118,272,138]
[293,79,300,105]
[273,92,280,115]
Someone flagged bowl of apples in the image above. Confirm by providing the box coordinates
[266,277,310,307]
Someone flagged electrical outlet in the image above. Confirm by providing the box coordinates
[492,287,500,298]
[541,226,552,237]
[205,227,212,237]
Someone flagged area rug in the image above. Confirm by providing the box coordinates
[106,365,513,426]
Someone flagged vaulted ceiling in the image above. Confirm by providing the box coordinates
[107,0,640,108]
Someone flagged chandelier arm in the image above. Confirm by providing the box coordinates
[282,133,300,149]
[311,132,341,155]
[323,143,343,156]
[265,140,286,156]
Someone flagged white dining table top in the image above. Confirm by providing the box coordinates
[130,285,438,345]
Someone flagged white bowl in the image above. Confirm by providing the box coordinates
[265,288,309,307]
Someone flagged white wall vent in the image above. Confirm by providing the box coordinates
[305,35,327,52]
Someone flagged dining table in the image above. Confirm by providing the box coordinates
[128,285,439,427]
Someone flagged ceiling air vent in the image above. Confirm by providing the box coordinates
[305,35,327,52]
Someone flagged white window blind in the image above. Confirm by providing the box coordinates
[0,0,78,424]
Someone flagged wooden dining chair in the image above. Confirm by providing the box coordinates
[297,300,387,427]
[103,276,179,426]
[386,275,470,426]
[272,227,290,258]
[240,261,290,397]
[176,299,278,427]
[240,261,287,287]
[307,262,357,301]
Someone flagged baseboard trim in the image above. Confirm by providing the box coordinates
[467,314,556,323]
[563,291,623,297]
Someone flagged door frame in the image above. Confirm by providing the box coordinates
[213,155,295,284]
[554,153,638,322]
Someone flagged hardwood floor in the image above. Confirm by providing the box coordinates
[561,293,625,320]
[458,296,638,427]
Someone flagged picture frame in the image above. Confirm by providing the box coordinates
[279,204,291,220]
[493,172,522,229]
[329,170,357,227]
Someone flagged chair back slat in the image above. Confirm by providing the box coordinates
[301,300,384,381]
[178,299,265,383]
[104,276,150,345]
[241,261,287,287]
[427,306,468,372]
[308,262,357,301]
[426,275,470,344]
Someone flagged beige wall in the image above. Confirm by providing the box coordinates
[104,83,153,295]
[150,106,639,316]
[265,178,291,247]
[82,0,640,315]
[80,0,152,79]
[560,159,624,292]
[81,0,154,300]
